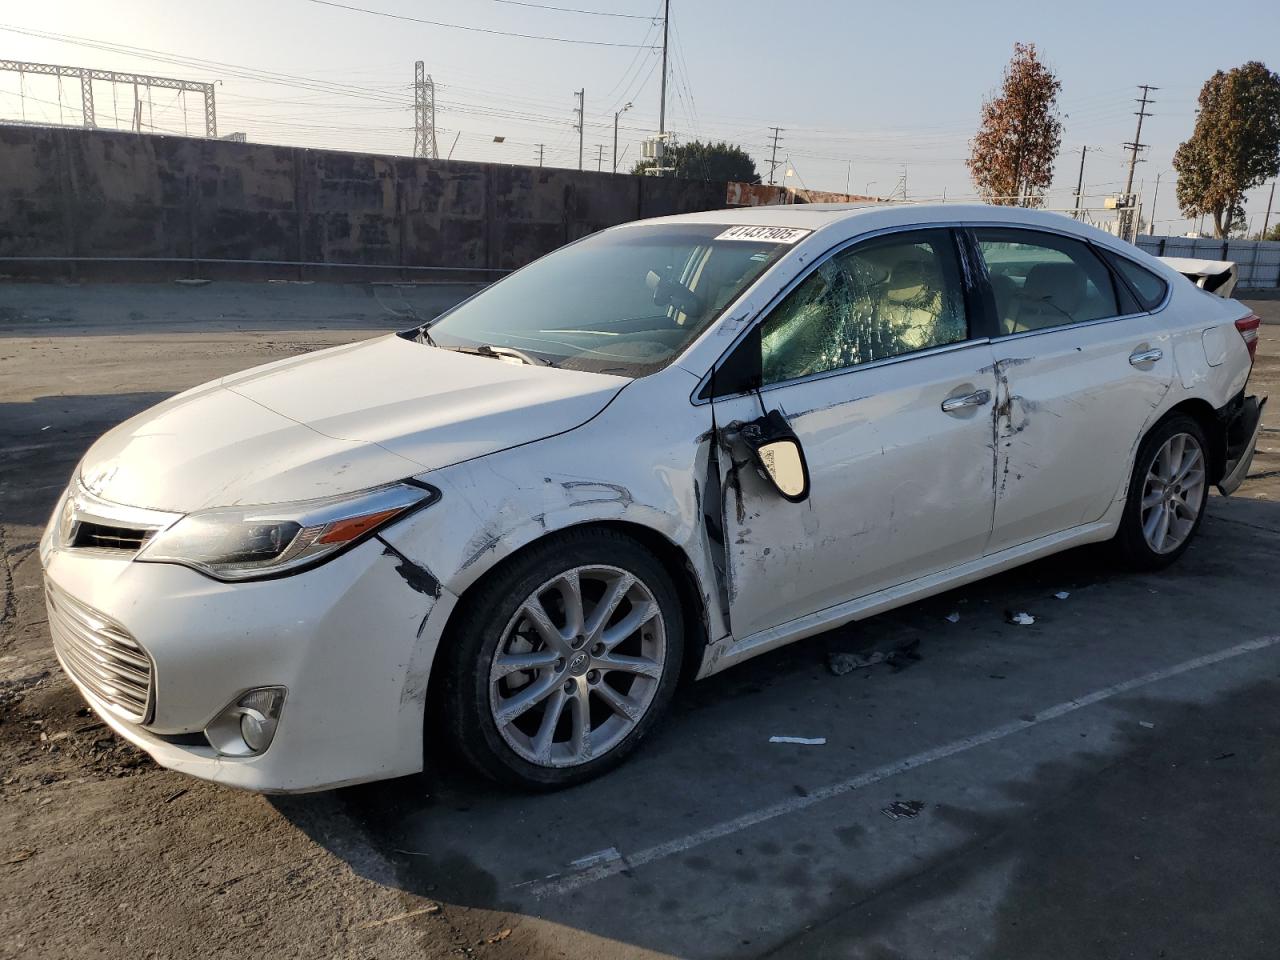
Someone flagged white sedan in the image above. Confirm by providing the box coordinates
[41,203,1265,792]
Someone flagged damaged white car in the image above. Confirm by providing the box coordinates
[41,204,1265,791]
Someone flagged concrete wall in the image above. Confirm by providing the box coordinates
[0,126,729,280]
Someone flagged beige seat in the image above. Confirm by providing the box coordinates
[1013,262,1085,332]
[879,256,944,350]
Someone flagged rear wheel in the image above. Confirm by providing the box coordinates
[1114,414,1209,570]
[440,528,683,789]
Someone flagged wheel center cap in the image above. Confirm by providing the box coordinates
[567,651,591,677]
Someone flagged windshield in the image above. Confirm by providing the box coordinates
[416,223,795,376]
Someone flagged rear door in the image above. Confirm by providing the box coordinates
[970,227,1174,553]
[708,228,999,641]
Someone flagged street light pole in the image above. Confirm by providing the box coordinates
[613,102,632,173]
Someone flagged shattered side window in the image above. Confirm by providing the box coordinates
[760,230,968,385]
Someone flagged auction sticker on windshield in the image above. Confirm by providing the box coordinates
[715,225,811,244]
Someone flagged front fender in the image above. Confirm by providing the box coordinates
[377,377,726,656]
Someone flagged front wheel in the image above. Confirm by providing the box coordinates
[439,528,684,789]
[1113,414,1210,570]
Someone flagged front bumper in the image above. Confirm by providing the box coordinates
[41,536,456,793]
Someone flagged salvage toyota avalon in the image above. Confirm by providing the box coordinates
[41,203,1265,791]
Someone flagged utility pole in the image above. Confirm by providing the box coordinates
[596,144,604,171]
[1073,145,1088,218]
[1148,170,1164,236]
[1121,84,1156,238]
[613,101,632,173]
[413,61,438,159]
[574,89,584,171]
[767,126,783,186]
[658,0,669,136]
[1262,180,1276,239]
[535,144,544,167]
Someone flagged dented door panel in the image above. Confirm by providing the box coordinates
[986,314,1174,554]
[713,342,1000,642]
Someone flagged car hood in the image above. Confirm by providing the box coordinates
[80,335,627,513]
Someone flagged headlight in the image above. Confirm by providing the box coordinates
[137,482,438,581]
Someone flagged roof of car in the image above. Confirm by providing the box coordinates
[640,201,1089,232]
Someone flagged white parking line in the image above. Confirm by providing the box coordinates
[520,634,1280,899]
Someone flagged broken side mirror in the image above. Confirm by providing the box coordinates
[740,409,810,503]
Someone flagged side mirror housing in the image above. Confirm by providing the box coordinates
[740,409,810,503]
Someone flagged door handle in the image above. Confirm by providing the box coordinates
[1129,348,1163,366]
[941,389,992,413]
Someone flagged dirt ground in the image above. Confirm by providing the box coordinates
[2,284,1280,959]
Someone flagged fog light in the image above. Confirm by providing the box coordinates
[205,687,286,757]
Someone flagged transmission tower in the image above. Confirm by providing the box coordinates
[413,60,438,159]
[0,60,216,137]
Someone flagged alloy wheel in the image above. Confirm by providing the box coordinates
[488,565,666,768]
[1140,431,1206,554]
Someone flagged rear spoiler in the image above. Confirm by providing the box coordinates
[1158,256,1238,298]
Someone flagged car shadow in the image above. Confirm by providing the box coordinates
[0,392,175,527]
[269,494,1280,957]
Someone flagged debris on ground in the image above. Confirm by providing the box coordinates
[4,850,35,864]
[828,651,887,675]
[1139,721,1155,729]
[882,800,925,821]
[827,638,923,676]
[485,928,512,944]
[1005,611,1036,626]
[945,611,961,623]
[353,904,441,930]
[1054,591,1070,600]
[769,736,826,745]
[164,788,189,803]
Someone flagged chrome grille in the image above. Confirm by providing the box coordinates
[46,581,154,724]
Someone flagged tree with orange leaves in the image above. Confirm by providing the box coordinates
[968,43,1063,207]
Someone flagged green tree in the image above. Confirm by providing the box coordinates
[1173,62,1280,238]
[632,140,760,182]
[967,42,1063,207]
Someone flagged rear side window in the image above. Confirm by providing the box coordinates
[1104,252,1169,311]
[974,229,1120,335]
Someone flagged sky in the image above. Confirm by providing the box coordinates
[2,0,1279,236]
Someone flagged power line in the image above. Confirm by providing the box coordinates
[476,0,657,18]
[300,0,661,48]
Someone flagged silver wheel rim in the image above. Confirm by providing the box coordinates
[1140,432,1206,554]
[488,564,666,768]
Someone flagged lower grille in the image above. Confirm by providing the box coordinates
[46,581,154,724]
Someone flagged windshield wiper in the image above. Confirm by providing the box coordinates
[451,343,553,366]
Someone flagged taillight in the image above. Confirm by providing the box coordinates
[1235,313,1261,362]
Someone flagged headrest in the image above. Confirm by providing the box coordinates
[885,257,938,304]
[1022,263,1084,314]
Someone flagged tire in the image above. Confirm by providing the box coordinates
[1113,413,1210,571]
[438,527,684,790]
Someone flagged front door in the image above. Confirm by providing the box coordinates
[710,228,999,642]
[971,227,1175,553]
